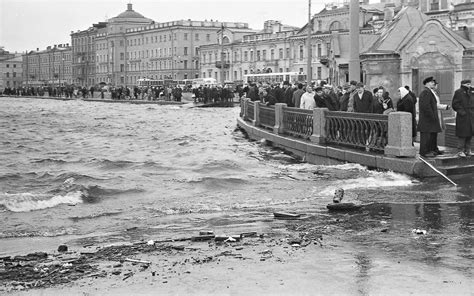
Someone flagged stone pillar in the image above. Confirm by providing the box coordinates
[242,98,249,120]
[253,101,260,126]
[273,103,287,134]
[385,111,416,157]
[310,108,328,144]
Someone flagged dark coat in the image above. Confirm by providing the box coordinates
[283,87,295,107]
[396,94,417,137]
[451,85,474,137]
[417,87,441,133]
[353,90,374,113]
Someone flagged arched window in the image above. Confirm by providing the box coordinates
[222,36,230,44]
[329,21,342,31]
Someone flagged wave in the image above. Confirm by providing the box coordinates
[0,191,83,212]
[69,211,122,222]
[0,177,145,212]
[31,158,68,164]
[94,159,136,170]
[186,176,247,188]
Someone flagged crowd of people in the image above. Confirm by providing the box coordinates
[244,77,473,158]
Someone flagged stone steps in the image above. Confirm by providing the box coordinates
[431,155,474,176]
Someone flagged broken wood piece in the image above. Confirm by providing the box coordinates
[124,258,151,265]
[273,212,301,219]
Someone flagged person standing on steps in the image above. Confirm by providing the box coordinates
[452,79,474,158]
[417,76,450,158]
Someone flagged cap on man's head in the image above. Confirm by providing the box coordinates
[355,82,364,88]
[461,79,471,85]
[314,87,323,92]
[349,80,358,86]
[423,76,435,85]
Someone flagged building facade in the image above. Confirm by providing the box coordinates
[199,0,473,87]
[71,22,107,87]
[91,3,253,86]
[0,52,23,91]
[199,5,385,84]
[22,44,72,87]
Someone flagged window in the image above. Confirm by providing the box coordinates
[326,42,331,55]
[317,67,322,79]
[120,64,124,72]
[318,20,323,31]
[257,50,261,61]
[184,33,188,40]
[244,51,248,62]
[120,40,124,46]
[120,53,124,60]
[250,51,254,61]
[286,48,290,59]
[184,47,188,55]
[184,60,188,69]
[299,45,304,59]
[6,64,9,68]
[262,50,267,61]
[430,0,439,10]
[6,72,9,77]
[317,44,322,57]
[13,72,16,77]
[206,34,210,41]
[195,33,199,41]
[271,49,275,60]
[195,47,199,56]
[279,48,283,59]
[160,35,162,42]
[13,64,16,68]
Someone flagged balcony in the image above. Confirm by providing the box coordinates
[215,61,230,68]
[319,56,329,66]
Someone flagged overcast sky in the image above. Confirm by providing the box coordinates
[0,0,330,53]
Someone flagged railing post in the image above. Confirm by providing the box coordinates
[310,107,328,144]
[385,112,416,157]
[253,102,260,126]
[242,98,249,120]
[273,103,287,134]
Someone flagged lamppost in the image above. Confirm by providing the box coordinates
[306,0,312,83]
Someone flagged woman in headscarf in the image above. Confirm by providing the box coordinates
[397,86,417,144]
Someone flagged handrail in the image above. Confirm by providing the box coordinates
[258,103,275,130]
[246,101,255,121]
[325,111,388,152]
[282,106,313,140]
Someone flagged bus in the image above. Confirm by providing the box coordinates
[191,78,217,88]
[243,72,306,85]
[137,78,164,87]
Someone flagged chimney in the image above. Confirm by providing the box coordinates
[127,3,132,11]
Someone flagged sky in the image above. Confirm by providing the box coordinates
[0,0,329,53]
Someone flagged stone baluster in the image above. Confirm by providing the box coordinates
[384,111,416,157]
[273,103,287,134]
[310,108,328,144]
[253,101,260,126]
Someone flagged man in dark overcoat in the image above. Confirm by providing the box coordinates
[452,79,474,157]
[418,76,446,157]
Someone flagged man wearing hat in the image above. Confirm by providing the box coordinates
[451,79,473,157]
[418,76,450,157]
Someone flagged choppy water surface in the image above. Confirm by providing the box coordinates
[0,97,472,281]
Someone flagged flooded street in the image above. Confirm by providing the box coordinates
[0,97,472,294]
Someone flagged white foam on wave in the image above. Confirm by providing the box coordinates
[314,169,414,197]
[0,191,83,212]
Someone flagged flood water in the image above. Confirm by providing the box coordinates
[0,97,472,290]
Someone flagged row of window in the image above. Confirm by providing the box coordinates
[5,64,19,68]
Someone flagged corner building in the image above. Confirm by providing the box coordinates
[90,3,252,86]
